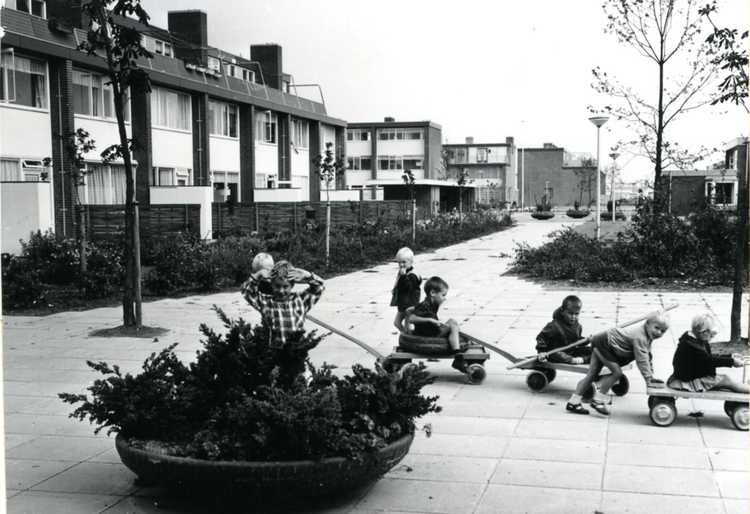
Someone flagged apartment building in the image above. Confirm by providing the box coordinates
[443,136,517,207]
[0,1,348,252]
[345,118,475,214]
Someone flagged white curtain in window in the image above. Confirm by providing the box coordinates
[1,159,20,181]
[85,164,108,204]
[110,165,126,204]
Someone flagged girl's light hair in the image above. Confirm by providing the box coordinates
[395,247,414,261]
[251,252,274,272]
[691,312,717,335]
[645,311,670,328]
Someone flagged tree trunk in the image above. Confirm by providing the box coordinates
[730,147,749,342]
[325,201,331,268]
[412,198,416,245]
[654,44,666,211]
[78,205,88,275]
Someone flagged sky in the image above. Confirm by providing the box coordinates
[146,0,748,182]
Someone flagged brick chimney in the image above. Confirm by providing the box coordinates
[465,136,474,144]
[251,44,283,89]
[505,136,514,145]
[384,117,395,122]
[168,10,208,64]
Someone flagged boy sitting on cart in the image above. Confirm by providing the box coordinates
[536,295,591,365]
[406,276,462,353]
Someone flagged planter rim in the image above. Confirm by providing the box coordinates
[115,431,414,468]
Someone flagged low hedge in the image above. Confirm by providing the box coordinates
[512,202,738,284]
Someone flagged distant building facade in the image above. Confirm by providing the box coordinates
[443,136,517,207]
[344,118,475,214]
[518,143,604,208]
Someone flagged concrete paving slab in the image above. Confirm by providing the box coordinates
[600,491,725,514]
[410,432,508,458]
[513,417,608,442]
[386,454,498,483]
[714,471,750,499]
[707,447,749,471]
[503,437,606,464]
[490,458,603,490]
[354,478,485,514]
[607,423,705,447]
[475,484,601,514]
[6,435,112,462]
[603,464,720,497]
[7,491,121,514]
[724,499,750,514]
[421,415,518,437]
[607,442,712,469]
[5,459,77,490]
[30,462,138,496]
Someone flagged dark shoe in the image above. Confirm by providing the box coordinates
[566,402,589,415]
[590,399,610,416]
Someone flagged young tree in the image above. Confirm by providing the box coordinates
[592,0,720,210]
[66,129,96,276]
[701,4,748,343]
[313,142,346,267]
[402,168,417,244]
[456,168,472,222]
[79,0,152,328]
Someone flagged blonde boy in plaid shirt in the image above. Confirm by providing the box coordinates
[241,260,324,348]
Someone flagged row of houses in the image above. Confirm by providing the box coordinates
[0,1,745,253]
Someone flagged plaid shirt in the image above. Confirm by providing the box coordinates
[241,273,324,348]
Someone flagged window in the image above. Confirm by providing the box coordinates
[378,155,403,170]
[347,156,372,170]
[241,68,255,83]
[347,129,369,141]
[714,183,734,205]
[0,158,42,181]
[291,118,308,149]
[154,40,173,58]
[208,100,238,137]
[151,166,192,186]
[15,0,45,17]
[207,57,221,72]
[0,52,47,109]
[255,111,277,144]
[377,128,421,140]
[477,148,488,163]
[74,163,126,203]
[73,69,130,121]
[150,87,191,130]
[403,158,422,170]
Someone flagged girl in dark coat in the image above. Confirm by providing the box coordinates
[668,313,748,393]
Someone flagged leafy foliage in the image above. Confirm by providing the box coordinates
[60,310,440,462]
[513,200,736,284]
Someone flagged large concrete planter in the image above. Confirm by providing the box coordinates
[531,211,555,220]
[115,432,414,498]
[566,209,590,219]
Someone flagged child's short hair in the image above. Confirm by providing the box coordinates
[395,247,414,261]
[562,295,582,310]
[424,276,449,295]
[646,311,670,328]
[270,260,292,282]
[691,312,717,335]
[252,252,274,272]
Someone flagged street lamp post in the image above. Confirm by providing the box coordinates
[588,116,609,239]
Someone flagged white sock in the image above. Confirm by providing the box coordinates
[569,394,582,404]
[594,391,608,403]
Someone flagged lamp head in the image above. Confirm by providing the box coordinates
[588,116,609,128]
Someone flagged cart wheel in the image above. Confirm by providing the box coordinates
[724,401,735,417]
[649,399,677,427]
[466,364,486,385]
[582,384,595,401]
[647,396,657,409]
[612,375,630,397]
[526,370,548,392]
[731,404,749,431]
[542,368,557,383]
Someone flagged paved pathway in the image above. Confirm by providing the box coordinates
[3,213,748,513]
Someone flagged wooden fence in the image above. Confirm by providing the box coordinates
[212,200,420,235]
[80,204,201,239]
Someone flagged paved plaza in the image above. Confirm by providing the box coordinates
[2,215,748,513]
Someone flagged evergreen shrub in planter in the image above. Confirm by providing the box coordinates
[59,309,440,499]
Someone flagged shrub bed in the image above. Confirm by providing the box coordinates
[3,209,513,313]
[512,202,737,284]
